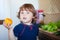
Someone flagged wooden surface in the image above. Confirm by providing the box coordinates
[0,20,4,25]
[38,28,60,40]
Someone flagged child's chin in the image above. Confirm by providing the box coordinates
[22,21,28,23]
[22,21,29,23]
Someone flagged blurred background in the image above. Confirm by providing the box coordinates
[0,0,60,40]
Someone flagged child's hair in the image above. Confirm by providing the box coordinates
[17,3,37,23]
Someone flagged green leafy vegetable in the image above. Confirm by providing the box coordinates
[55,20,60,29]
[41,22,58,32]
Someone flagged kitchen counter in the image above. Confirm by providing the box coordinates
[38,28,60,40]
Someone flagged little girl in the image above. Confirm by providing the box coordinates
[3,4,39,40]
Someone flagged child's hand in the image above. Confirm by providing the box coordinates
[3,18,13,30]
[3,22,12,30]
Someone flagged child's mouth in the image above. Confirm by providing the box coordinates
[23,17,27,19]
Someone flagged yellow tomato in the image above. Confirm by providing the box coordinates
[4,18,13,25]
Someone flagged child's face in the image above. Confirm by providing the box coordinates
[20,10,34,23]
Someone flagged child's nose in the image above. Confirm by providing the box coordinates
[23,13,28,16]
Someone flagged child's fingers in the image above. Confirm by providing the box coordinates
[3,22,11,29]
[3,22,7,27]
[7,23,11,27]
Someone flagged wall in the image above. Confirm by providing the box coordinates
[44,13,60,24]
[0,0,10,19]
[38,0,60,24]
[0,0,11,40]
[38,0,60,13]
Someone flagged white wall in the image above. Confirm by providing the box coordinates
[0,0,10,19]
[0,0,39,40]
[0,0,11,40]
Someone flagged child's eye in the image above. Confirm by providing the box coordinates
[27,12,29,14]
[21,12,24,14]
[20,12,24,14]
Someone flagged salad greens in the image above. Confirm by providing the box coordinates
[55,20,60,29]
[41,22,58,32]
